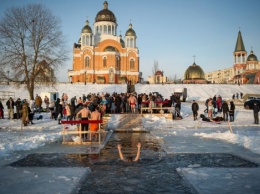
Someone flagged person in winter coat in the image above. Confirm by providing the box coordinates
[54,98,61,120]
[229,101,235,122]
[21,101,29,126]
[44,96,50,112]
[57,101,64,124]
[191,100,199,120]
[204,98,209,113]
[253,102,260,124]
[216,96,222,113]
[35,94,42,113]
[0,99,4,119]
[222,100,229,121]
[15,98,22,119]
[175,100,182,118]
[6,97,15,119]
[115,94,122,113]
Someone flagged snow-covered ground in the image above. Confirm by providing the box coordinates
[0,83,260,159]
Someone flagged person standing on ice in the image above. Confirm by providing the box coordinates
[175,100,181,118]
[76,104,91,140]
[129,94,137,113]
[6,97,14,119]
[253,102,259,124]
[191,100,199,120]
[229,101,235,122]
[207,98,213,120]
[222,100,229,121]
[204,98,209,113]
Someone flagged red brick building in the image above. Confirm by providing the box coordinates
[68,1,140,84]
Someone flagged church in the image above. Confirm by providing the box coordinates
[68,1,140,84]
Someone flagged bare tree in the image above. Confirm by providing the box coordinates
[0,4,68,99]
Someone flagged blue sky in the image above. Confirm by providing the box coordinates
[1,0,260,82]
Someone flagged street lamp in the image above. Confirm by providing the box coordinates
[7,70,9,85]
[85,70,87,85]
[162,70,164,85]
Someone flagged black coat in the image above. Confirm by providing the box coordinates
[191,102,199,112]
[115,95,122,107]
[253,104,260,113]
[222,102,229,113]
[6,99,15,109]
[0,101,3,109]
[175,102,181,110]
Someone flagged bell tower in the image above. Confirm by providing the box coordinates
[233,30,247,75]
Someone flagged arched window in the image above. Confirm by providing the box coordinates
[85,56,90,68]
[104,25,107,34]
[130,59,134,69]
[108,25,111,34]
[103,57,107,68]
[130,38,133,48]
[86,36,89,45]
[100,25,103,33]
[82,35,85,46]
[112,26,115,35]
[116,56,120,68]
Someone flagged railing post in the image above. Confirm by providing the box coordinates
[80,124,82,144]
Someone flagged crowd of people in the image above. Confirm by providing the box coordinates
[203,95,236,122]
[0,90,259,128]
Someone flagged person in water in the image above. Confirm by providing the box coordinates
[117,142,141,162]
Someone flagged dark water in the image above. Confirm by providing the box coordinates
[11,132,257,194]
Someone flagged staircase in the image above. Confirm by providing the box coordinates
[115,113,146,132]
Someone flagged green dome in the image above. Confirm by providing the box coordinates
[247,50,258,61]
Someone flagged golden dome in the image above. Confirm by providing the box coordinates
[81,20,92,34]
[95,1,117,23]
[184,62,205,80]
[125,23,136,36]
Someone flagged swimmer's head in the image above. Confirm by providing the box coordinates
[126,156,134,162]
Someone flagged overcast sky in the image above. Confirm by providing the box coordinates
[1,0,260,82]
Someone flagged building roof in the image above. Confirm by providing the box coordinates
[234,30,246,52]
[95,1,117,23]
[184,62,205,80]
[125,23,136,36]
[81,20,92,34]
[247,50,258,61]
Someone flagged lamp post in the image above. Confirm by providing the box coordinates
[7,70,9,85]
[85,70,87,85]
[162,70,164,85]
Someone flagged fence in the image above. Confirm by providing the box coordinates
[0,91,15,100]
[61,119,108,145]
[140,101,172,117]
